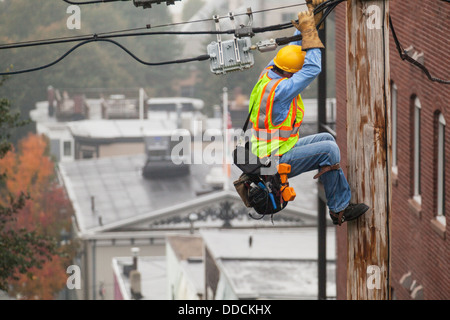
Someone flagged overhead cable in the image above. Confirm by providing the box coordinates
[0,38,210,76]
[389,15,449,85]
[0,1,339,76]
[0,30,235,51]
[62,0,125,4]
[0,2,312,50]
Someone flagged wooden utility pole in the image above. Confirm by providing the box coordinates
[346,0,391,299]
[317,22,327,301]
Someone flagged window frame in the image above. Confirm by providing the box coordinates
[63,140,72,157]
[391,83,398,175]
[436,113,446,225]
[413,97,421,204]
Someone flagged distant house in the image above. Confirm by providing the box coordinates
[201,228,336,300]
[67,119,176,160]
[166,235,204,300]
[59,155,320,300]
[112,252,167,300]
[114,228,337,301]
[30,87,207,162]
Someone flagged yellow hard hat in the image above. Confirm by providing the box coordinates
[273,45,306,73]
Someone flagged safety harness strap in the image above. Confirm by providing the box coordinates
[313,163,341,179]
[330,210,345,226]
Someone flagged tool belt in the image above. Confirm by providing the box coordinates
[232,106,296,218]
[233,163,296,218]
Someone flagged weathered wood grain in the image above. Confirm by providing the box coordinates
[346,0,392,300]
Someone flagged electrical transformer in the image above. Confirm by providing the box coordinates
[207,12,255,75]
[207,37,254,75]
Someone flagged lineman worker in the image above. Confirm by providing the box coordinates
[248,1,369,226]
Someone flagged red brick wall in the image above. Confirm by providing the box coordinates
[334,0,449,300]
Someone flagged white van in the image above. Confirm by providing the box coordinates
[146,97,206,135]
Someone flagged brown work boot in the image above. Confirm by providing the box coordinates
[329,203,369,226]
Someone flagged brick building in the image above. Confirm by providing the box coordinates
[334,0,449,299]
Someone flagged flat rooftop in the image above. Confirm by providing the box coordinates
[59,152,319,234]
[112,256,167,300]
[202,228,336,299]
[201,228,336,261]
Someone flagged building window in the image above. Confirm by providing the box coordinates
[437,113,446,225]
[82,150,94,159]
[63,141,72,157]
[80,145,97,159]
[391,83,398,175]
[413,97,421,204]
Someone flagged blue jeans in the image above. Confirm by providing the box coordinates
[279,132,351,213]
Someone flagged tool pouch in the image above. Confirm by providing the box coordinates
[233,173,252,208]
[233,173,288,216]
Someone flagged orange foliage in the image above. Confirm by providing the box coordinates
[9,254,68,300]
[3,133,54,196]
[0,133,74,299]
[0,133,64,233]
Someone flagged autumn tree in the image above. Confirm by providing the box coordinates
[0,82,75,299]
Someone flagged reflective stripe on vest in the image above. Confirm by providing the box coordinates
[249,70,304,157]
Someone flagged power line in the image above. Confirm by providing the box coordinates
[2,2,444,80]
[0,30,235,51]
[0,2,312,50]
[0,1,341,76]
[93,2,311,37]
[389,15,450,85]
[0,38,210,76]
[62,0,125,4]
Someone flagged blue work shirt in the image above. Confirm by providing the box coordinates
[264,30,322,126]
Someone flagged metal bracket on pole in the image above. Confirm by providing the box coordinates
[229,12,241,64]
[235,8,255,38]
[213,14,225,72]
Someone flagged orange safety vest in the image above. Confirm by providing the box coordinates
[249,67,304,157]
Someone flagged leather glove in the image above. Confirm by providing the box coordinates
[306,0,325,30]
[292,10,325,50]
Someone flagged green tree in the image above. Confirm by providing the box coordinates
[0,0,184,143]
